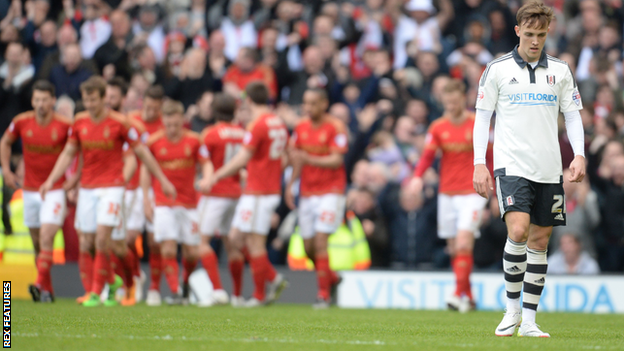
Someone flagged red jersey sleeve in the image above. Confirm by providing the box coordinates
[243,120,265,152]
[413,123,440,177]
[67,119,80,144]
[121,119,141,148]
[4,119,21,142]
[329,121,348,154]
[197,140,209,164]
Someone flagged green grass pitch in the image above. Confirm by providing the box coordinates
[13,299,624,351]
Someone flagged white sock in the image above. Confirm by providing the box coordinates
[507,298,521,312]
[522,307,536,324]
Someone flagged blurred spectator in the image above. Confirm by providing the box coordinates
[551,169,600,258]
[207,30,230,80]
[0,41,35,135]
[219,0,257,61]
[78,0,112,60]
[49,43,93,101]
[23,19,57,72]
[187,90,215,133]
[166,48,218,109]
[132,4,166,63]
[222,47,277,101]
[55,94,76,120]
[473,196,507,270]
[93,10,133,81]
[348,188,389,267]
[548,233,600,275]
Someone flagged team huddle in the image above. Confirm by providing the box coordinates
[4,76,350,309]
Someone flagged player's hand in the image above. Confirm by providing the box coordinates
[285,184,296,210]
[39,180,53,200]
[144,197,154,223]
[161,179,177,200]
[568,155,586,183]
[198,177,212,193]
[473,164,493,199]
[2,170,19,190]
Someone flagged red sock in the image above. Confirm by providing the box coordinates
[91,251,110,294]
[36,250,54,292]
[149,251,162,291]
[315,253,331,300]
[228,258,244,297]
[182,258,197,285]
[79,251,93,294]
[110,253,123,285]
[201,251,223,290]
[250,255,267,301]
[241,247,251,263]
[128,244,140,277]
[453,254,474,300]
[120,250,137,288]
[162,257,179,294]
[264,255,277,282]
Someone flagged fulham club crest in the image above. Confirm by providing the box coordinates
[546,75,556,86]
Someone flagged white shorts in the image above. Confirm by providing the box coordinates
[437,193,488,239]
[111,189,145,240]
[298,194,346,239]
[154,206,200,245]
[75,187,125,234]
[198,196,238,237]
[23,189,66,228]
[231,194,281,235]
[145,188,154,233]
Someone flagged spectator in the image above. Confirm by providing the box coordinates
[187,90,215,133]
[49,43,93,101]
[23,19,57,73]
[79,0,112,60]
[474,196,507,270]
[347,188,389,267]
[0,42,35,135]
[548,233,600,275]
[93,10,133,81]
[39,24,99,81]
[222,47,277,101]
[219,0,257,61]
[132,4,166,63]
[166,48,218,108]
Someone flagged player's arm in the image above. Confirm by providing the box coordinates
[122,150,137,184]
[564,110,586,182]
[285,148,303,210]
[63,154,83,191]
[139,164,154,222]
[212,147,253,183]
[0,132,19,189]
[303,151,344,169]
[40,142,79,199]
[133,143,176,199]
[473,108,494,199]
[198,161,214,193]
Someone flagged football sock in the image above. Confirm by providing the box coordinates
[121,250,137,288]
[128,244,141,277]
[453,254,474,300]
[201,251,223,290]
[250,255,267,301]
[315,253,331,300]
[110,253,123,285]
[503,238,527,312]
[162,257,179,294]
[522,248,548,324]
[264,254,277,282]
[36,250,54,292]
[79,251,94,294]
[182,258,197,285]
[229,258,244,297]
[149,251,162,291]
[91,250,109,294]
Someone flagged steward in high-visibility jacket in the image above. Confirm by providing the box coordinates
[288,211,371,271]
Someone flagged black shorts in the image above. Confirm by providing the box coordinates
[494,169,566,227]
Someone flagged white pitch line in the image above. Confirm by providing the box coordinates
[14,332,390,346]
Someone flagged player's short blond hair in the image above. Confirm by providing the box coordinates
[443,79,466,95]
[516,1,553,29]
[162,100,184,116]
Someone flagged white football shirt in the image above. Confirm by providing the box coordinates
[476,46,583,184]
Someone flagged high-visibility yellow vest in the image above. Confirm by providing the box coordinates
[287,211,371,271]
[2,189,65,265]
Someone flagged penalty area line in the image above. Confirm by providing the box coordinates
[14,332,391,346]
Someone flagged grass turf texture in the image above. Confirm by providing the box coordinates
[14,299,624,351]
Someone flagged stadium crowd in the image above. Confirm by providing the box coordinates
[0,0,623,281]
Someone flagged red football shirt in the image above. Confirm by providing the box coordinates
[4,112,72,191]
[147,130,207,207]
[126,111,164,190]
[414,113,476,195]
[68,111,140,188]
[201,122,245,198]
[222,64,278,100]
[293,115,348,196]
[243,113,288,195]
